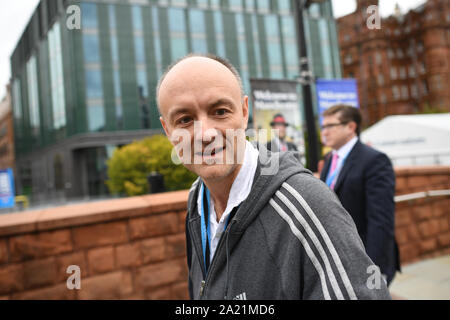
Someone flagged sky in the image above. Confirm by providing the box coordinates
[0,0,428,99]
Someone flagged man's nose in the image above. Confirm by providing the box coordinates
[194,117,219,142]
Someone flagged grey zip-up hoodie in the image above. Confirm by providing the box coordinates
[185,151,392,300]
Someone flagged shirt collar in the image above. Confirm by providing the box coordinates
[334,136,358,159]
[197,140,260,219]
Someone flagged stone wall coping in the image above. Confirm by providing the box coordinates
[0,190,189,237]
[394,166,450,176]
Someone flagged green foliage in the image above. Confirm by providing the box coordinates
[106,135,197,196]
[418,103,447,115]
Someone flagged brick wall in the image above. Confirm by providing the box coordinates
[0,191,190,300]
[395,166,450,264]
[0,166,449,300]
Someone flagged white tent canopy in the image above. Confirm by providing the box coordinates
[360,113,450,166]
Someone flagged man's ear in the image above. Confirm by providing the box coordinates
[242,95,249,129]
[160,116,171,138]
[348,121,357,134]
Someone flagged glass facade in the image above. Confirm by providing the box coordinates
[11,0,340,172]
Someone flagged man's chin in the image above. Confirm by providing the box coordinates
[187,163,237,181]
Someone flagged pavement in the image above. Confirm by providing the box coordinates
[389,255,450,300]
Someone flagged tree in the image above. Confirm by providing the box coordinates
[106,135,197,196]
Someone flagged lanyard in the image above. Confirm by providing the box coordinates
[326,153,348,188]
[200,183,235,275]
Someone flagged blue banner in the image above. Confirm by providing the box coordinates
[0,168,15,209]
[316,79,359,125]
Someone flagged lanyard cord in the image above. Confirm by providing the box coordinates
[200,183,235,275]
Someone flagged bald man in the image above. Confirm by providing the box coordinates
[157,53,391,300]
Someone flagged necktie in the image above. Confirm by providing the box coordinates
[330,153,339,190]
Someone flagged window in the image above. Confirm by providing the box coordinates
[229,0,243,11]
[258,0,270,13]
[245,0,255,12]
[48,21,66,130]
[377,74,384,86]
[81,2,98,29]
[422,81,428,95]
[411,84,418,98]
[392,86,400,100]
[387,49,394,59]
[214,11,225,57]
[197,0,208,8]
[399,67,406,79]
[390,67,397,80]
[190,10,207,53]
[85,70,103,99]
[12,79,22,120]
[396,48,403,58]
[375,52,382,65]
[278,0,290,14]
[401,85,409,99]
[83,34,101,63]
[26,55,40,132]
[345,53,352,65]
[408,65,415,78]
[169,8,188,61]
[265,15,283,78]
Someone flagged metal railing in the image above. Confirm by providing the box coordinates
[395,189,450,203]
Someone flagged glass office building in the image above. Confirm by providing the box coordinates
[11,0,341,202]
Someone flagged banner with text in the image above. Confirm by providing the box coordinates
[250,79,304,150]
[0,168,15,209]
[316,79,359,125]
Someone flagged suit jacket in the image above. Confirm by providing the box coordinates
[320,139,400,285]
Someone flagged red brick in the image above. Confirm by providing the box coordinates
[399,244,420,264]
[140,237,166,264]
[395,209,412,227]
[146,286,172,300]
[166,234,186,259]
[116,242,141,268]
[407,176,430,189]
[439,217,449,233]
[438,233,450,247]
[171,282,189,300]
[413,205,433,221]
[432,201,447,218]
[0,239,8,264]
[178,211,187,233]
[87,246,115,275]
[135,259,186,290]
[429,174,449,187]
[0,264,24,295]
[72,221,128,249]
[395,177,408,192]
[0,295,9,300]
[23,257,57,289]
[395,227,409,245]
[56,251,87,282]
[420,238,437,253]
[407,225,421,241]
[11,284,77,300]
[78,271,133,300]
[418,220,440,238]
[9,230,73,262]
[129,213,178,240]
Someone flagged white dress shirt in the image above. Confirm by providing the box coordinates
[197,141,260,262]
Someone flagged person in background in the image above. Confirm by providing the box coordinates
[320,104,400,286]
[266,113,298,153]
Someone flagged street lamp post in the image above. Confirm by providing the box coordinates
[293,0,323,172]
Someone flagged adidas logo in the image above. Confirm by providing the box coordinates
[233,292,247,300]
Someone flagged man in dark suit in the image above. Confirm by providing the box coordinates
[319,104,400,286]
[266,113,298,153]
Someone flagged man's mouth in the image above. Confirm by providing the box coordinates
[196,146,225,157]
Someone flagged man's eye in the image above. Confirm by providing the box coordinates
[178,117,192,125]
[215,109,228,116]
